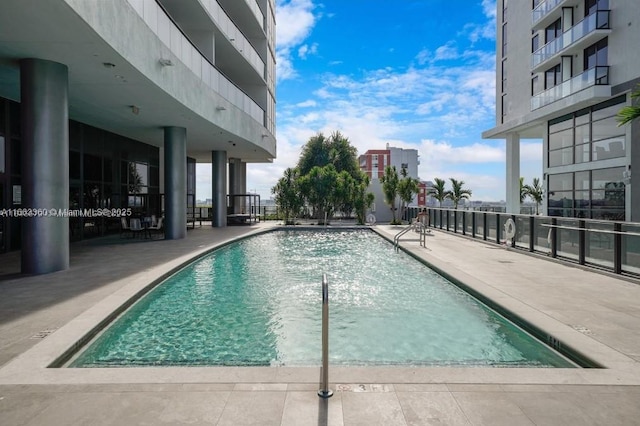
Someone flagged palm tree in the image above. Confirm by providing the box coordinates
[447,178,472,209]
[431,177,448,207]
[397,167,420,222]
[617,85,640,126]
[380,165,400,223]
[523,177,544,215]
[519,177,526,204]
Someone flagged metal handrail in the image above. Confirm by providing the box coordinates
[393,225,413,249]
[318,274,333,398]
[540,223,640,237]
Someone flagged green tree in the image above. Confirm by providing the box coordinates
[292,131,371,222]
[297,133,331,176]
[380,165,400,224]
[447,178,472,209]
[519,177,526,203]
[523,177,544,215]
[617,85,640,126]
[431,177,448,207]
[271,167,303,224]
[397,168,420,221]
[298,164,340,225]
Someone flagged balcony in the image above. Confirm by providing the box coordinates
[532,10,611,71]
[532,0,563,26]
[127,0,264,125]
[531,66,610,110]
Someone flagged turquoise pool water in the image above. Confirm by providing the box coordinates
[71,229,574,368]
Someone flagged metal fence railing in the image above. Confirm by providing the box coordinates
[416,207,640,279]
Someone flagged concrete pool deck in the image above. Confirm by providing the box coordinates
[0,222,639,425]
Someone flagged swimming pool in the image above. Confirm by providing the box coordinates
[70,229,575,368]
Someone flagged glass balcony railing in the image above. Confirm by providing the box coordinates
[531,66,609,110]
[532,0,562,26]
[532,10,610,69]
[421,208,640,278]
[127,0,264,125]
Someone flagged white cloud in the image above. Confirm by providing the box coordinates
[298,43,318,59]
[276,0,316,48]
[275,0,319,82]
[295,99,317,108]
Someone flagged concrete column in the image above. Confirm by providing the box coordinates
[228,157,240,213]
[212,150,227,227]
[20,59,69,274]
[164,127,187,239]
[239,161,247,213]
[239,161,247,194]
[505,133,520,214]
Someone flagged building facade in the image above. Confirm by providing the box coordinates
[0,0,276,273]
[483,0,640,221]
[359,146,426,222]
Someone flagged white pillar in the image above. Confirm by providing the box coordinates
[505,133,520,214]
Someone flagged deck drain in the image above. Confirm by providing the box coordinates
[497,260,513,264]
[335,384,391,392]
[571,325,594,335]
[30,328,58,339]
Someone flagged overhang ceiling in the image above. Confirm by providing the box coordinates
[0,0,274,163]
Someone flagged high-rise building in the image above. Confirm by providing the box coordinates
[0,0,276,273]
[483,0,639,221]
[359,146,428,222]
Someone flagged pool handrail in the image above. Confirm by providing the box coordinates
[318,273,333,398]
[394,223,415,249]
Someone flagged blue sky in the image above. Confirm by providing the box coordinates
[197,0,542,202]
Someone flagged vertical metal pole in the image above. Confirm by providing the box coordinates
[578,220,586,265]
[614,222,622,274]
[318,274,333,398]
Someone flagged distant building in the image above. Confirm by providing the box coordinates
[483,0,639,221]
[359,145,427,222]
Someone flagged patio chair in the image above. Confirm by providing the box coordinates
[120,217,131,238]
[129,218,144,238]
[147,217,163,239]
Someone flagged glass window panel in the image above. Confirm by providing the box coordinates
[0,136,4,173]
[84,183,102,209]
[104,158,113,183]
[549,116,573,133]
[69,151,81,180]
[592,137,625,160]
[549,127,573,149]
[548,190,574,209]
[592,189,624,208]
[549,147,573,167]
[575,124,590,144]
[592,116,623,141]
[574,209,590,219]
[549,208,573,217]
[149,166,159,187]
[10,138,20,175]
[575,143,590,164]
[83,154,102,182]
[592,167,624,190]
[592,102,621,121]
[574,190,590,209]
[549,173,573,191]
[575,171,590,190]
[135,163,148,187]
[592,209,624,221]
[575,109,590,125]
